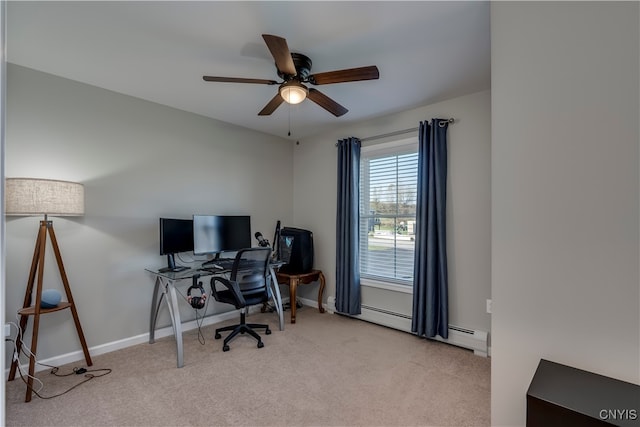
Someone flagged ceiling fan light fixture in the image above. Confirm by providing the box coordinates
[279,81,308,105]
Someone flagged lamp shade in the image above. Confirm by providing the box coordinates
[5,178,84,216]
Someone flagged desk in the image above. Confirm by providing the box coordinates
[146,263,283,368]
[276,269,326,323]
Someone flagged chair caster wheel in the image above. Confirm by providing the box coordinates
[257,341,264,348]
[223,345,230,352]
[215,333,221,339]
[265,329,272,335]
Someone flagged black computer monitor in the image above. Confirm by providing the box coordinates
[193,215,251,257]
[222,216,252,252]
[159,218,193,272]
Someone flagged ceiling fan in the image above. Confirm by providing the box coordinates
[203,34,380,117]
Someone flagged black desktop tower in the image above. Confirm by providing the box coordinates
[278,227,314,274]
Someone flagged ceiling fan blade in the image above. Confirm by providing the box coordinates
[258,93,285,116]
[307,88,348,117]
[203,76,278,85]
[262,34,297,76]
[308,66,380,85]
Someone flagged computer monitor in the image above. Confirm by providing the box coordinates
[193,215,224,255]
[159,218,193,272]
[221,216,252,252]
[193,215,251,257]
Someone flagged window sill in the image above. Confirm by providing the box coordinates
[360,278,413,294]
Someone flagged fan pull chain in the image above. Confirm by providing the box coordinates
[288,104,291,136]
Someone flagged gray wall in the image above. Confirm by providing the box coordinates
[5,64,293,363]
[491,2,639,425]
[291,89,492,336]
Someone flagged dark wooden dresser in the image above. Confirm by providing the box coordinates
[527,359,640,426]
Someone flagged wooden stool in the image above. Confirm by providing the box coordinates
[276,269,325,323]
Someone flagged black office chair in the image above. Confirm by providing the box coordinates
[210,247,272,351]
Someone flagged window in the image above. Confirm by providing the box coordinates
[359,138,418,286]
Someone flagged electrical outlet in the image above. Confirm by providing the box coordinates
[486,299,492,314]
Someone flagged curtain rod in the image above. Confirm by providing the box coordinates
[361,118,455,142]
[336,118,455,145]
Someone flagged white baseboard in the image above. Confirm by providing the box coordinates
[294,296,329,312]
[5,295,486,380]
[326,296,488,357]
[5,307,257,378]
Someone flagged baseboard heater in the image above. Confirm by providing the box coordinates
[327,297,488,357]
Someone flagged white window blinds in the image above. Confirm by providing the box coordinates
[359,140,418,285]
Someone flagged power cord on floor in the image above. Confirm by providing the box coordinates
[20,365,112,400]
[6,320,112,400]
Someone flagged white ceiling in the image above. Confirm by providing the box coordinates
[7,1,491,140]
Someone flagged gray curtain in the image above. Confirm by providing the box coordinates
[335,137,361,315]
[412,119,449,339]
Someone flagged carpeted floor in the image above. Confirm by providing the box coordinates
[5,307,490,426]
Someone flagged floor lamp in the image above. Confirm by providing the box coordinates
[5,178,93,402]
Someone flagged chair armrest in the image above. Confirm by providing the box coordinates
[211,276,246,307]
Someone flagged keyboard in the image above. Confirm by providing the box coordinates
[159,265,190,273]
[201,258,263,272]
[201,258,235,271]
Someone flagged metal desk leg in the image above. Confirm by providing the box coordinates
[149,276,165,344]
[268,267,284,331]
[164,280,184,368]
